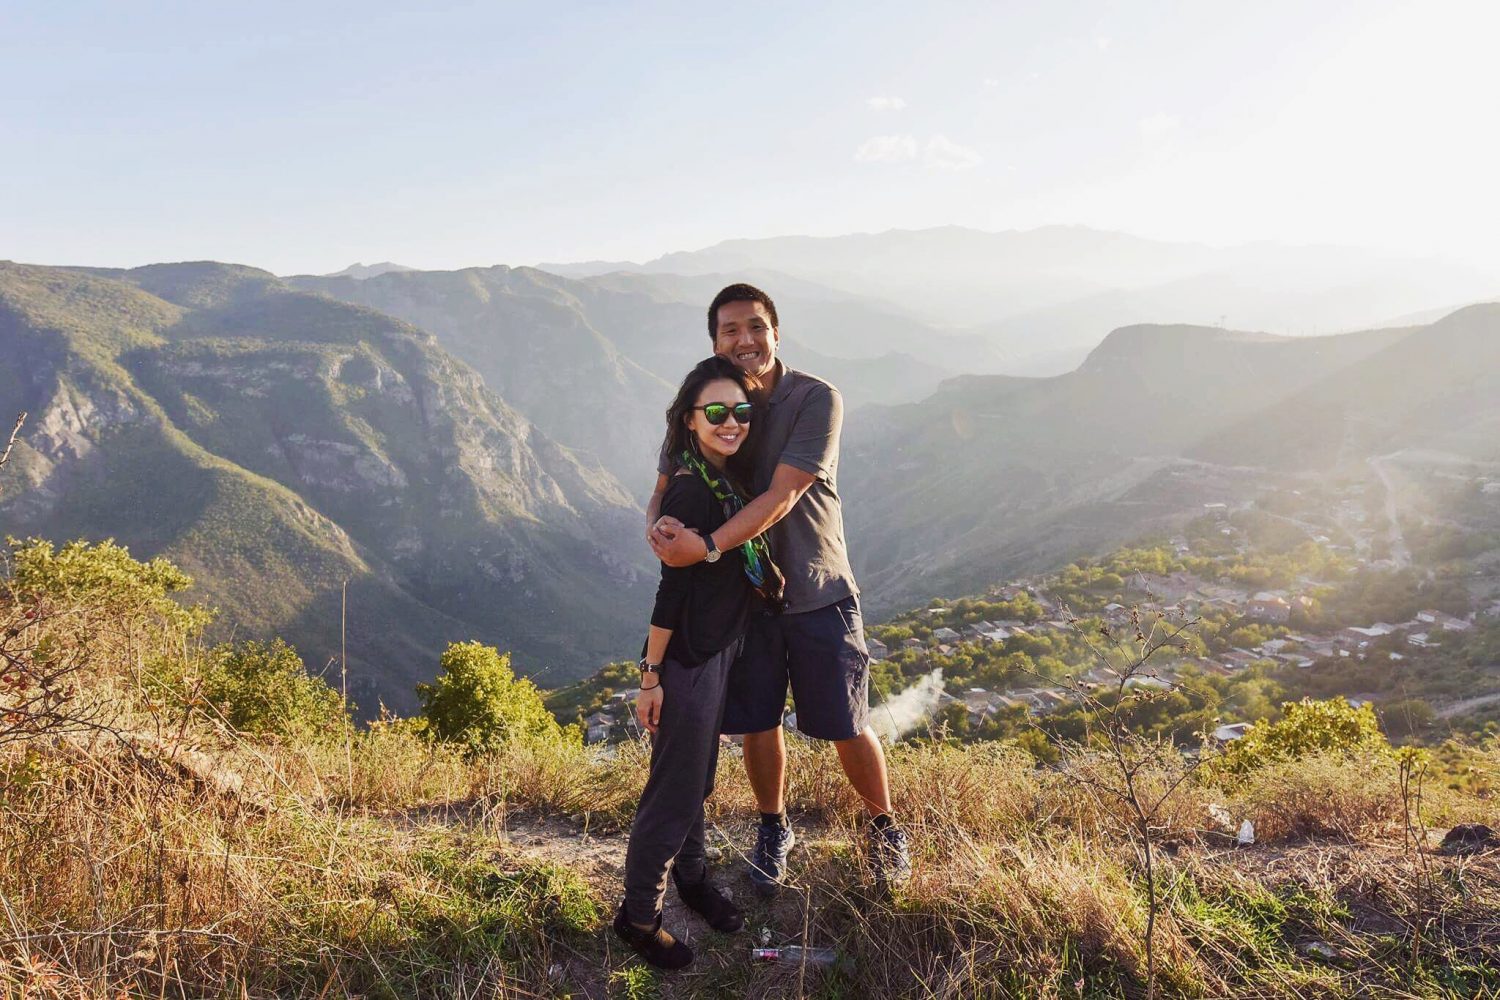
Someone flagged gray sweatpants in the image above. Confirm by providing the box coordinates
[621,640,739,924]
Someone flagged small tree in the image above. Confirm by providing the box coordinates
[1032,606,1206,1000]
[201,638,347,739]
[418,641,562,755]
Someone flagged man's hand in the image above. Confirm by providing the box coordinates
[636,682,664,733]
[649,517,707,567]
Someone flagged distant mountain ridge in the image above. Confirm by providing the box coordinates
[324,262,417,279]
[839,308,1498,613]
[1191,303,1500,470]
[537,226,1499,374]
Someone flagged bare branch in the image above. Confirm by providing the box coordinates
[0,411,25,487]
[1021,604,1211,1000]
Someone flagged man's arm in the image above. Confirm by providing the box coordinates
[649,462,815,568]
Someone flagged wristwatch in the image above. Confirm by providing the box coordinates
[703,532,722,563]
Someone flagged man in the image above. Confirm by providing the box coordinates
[646,283,911,894]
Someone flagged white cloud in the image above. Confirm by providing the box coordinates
[854,134,919,162]
[866,96,908,112]
[923,134,982,170]
[856,133,982,170]
[982,77,1001,89]
[1137,112,1181,140]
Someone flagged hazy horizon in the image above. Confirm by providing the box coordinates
[12,221,1493,280]
[6,2,1499,275]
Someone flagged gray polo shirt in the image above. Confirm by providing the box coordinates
[660,360,858,614]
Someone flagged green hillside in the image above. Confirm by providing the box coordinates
[0,262,652,709]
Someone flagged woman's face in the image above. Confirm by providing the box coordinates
[687,378,750,465]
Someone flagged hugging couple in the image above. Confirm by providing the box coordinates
[612,283,911,969]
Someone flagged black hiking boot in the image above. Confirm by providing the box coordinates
[612,903,693,970]
[673,871,744,933]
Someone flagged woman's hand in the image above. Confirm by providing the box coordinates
[636,681,664,734]
[647,514,684,546]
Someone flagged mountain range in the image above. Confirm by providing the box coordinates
[288,265,956,494]
[839,306,1500,613]
[4,225,1497,702]
[0,261,650,709]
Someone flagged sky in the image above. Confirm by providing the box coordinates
[4,0,1498,275]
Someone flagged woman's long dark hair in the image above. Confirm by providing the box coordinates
[662,356,761,489]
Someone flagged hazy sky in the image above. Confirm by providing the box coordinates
[4,0,1497,275]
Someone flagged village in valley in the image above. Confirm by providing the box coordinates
[883,567,1483,745]
[557,470,1500,752]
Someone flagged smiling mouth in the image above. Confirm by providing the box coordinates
[735,351,761,363]
[714,430,742,446]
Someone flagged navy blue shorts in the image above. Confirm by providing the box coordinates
[720,595,871,741]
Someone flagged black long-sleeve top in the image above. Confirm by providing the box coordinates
[647,471,752,667]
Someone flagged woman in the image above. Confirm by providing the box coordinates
[613,355,781,969]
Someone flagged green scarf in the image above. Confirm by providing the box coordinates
[679,448,778,602]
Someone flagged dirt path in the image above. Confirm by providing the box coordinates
[1368,453,1412,568]
[490,810,850,999]
[1436,690,1500,720]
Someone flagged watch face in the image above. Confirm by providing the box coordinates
[704,548,720,562]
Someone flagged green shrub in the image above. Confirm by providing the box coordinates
[201,638,346,739]
[1212,697,1389,778]
[6,536,211,636]
[417,642,564,755]
[1380,697,1435,739]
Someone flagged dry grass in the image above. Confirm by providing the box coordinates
[1,727,607,999]
[5,712,1500,998]
[3,579,1499,999]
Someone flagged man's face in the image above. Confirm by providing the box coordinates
[713,300,778,380]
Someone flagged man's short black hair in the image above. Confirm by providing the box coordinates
[707,283,778,339]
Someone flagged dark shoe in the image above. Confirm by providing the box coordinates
[749,818,795,897]
[612,903,693,970]
[673,872,744,933]
[866,819,912,887]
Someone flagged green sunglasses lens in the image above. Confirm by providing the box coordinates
[700,402,752,425]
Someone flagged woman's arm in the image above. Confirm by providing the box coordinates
[641,478,706,734]
[636,624,671,733]
[644,472,670,542]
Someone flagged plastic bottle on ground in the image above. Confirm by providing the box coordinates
[750,946,840,967]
